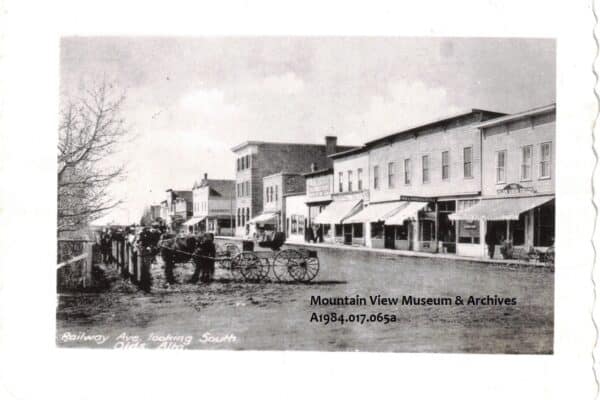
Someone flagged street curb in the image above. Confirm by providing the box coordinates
[214,236,551,269]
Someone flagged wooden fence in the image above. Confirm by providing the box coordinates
[109,238,152,291]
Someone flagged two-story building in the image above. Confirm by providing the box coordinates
[319,109,507,253]
[245,172,306,238]
[449,104,555,258]
[162,189,193,231]
[183,173,235,236]
[313,147,370,245]
[231,136,355,236]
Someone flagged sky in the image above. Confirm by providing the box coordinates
[60,37,556,225]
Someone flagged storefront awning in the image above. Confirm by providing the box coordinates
[344,201,405,224]
[384,202,429,225]
[182,216,206,226]
[448,195,554,221]
[313,199,363,225]
[247,212,278,225]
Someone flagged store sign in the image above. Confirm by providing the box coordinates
[497,183,536,195]
[399,195,436,202]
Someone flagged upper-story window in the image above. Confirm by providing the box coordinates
[521,145,533,181]
[245,154,250,169]
[275,186,278,202]
[496,150,507,184]
[339,172,344,192]
[388,162,395,188]
[348,170,353,192]
[442,151,449,180]
[463,147,473,179]
[373,165,379,190]
[540,142,552,179]
[357,168,363,191]
[422,155,429,184]
[404,159,411,185]
[237,158,241,171]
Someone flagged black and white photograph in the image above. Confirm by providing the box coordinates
[56,36,556,353]
[0,1,597,398]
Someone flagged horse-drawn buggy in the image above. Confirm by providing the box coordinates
[216,232,320,283]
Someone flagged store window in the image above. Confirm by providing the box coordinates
[496,150,506,184]
[370,222,384,239]
[458,220,480,244]
[512,213,526,246]
[534,201,555,246]
[335,224,343,237]
[464,146,473,178]
[540,142,552,179]
[395,223,409,240]
[442,151,449,180]
[521,145,532,181]
[420,220,435,241]
[291,215,298,234]
[297,216,305,236]
[457,199,480,244]
[353,223,363,238]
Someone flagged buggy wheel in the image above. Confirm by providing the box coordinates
[272,249,304,282]
[231,252,268,282]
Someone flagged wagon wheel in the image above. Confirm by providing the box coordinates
[218,243,240,278]
[272,249,305,282]
[231,252,269,282]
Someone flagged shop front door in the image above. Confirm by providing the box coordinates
[384,226,395,249]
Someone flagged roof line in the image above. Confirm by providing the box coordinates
[475,103,556,129]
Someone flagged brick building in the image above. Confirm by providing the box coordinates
[231,136,355,236]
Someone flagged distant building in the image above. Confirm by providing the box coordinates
[183,173,235,236]
[245,172,305,238]
[231,136,356,236]
[150,205,161,221]
[163,189,193,230]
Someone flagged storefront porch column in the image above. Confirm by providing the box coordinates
[413,218,421,251]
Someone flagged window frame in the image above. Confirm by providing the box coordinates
[338,171,344,192]
[539,142,552,179]
[373,165,379,190]
[422,155,429,184]
[463,146,473,179]
[388,162,395,188]
[496,150,507,184]
[348,170,353,192]
[441,151,449,181]
[404,158,412,185]
[521,145,533,181]
[357,168,363,191]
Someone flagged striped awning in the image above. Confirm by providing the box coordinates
[344,201,405,224]
[448,195,554,221]
[182,216,206,226]
[247,212,278,225]
[313,199,363,225]
[384,202,428,225]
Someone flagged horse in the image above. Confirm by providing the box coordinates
[158,233,215,284]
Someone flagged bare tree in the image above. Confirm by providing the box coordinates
[58,81,128,234]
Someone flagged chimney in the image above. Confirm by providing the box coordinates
[325,136,337,156]
[310,163,317,172]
